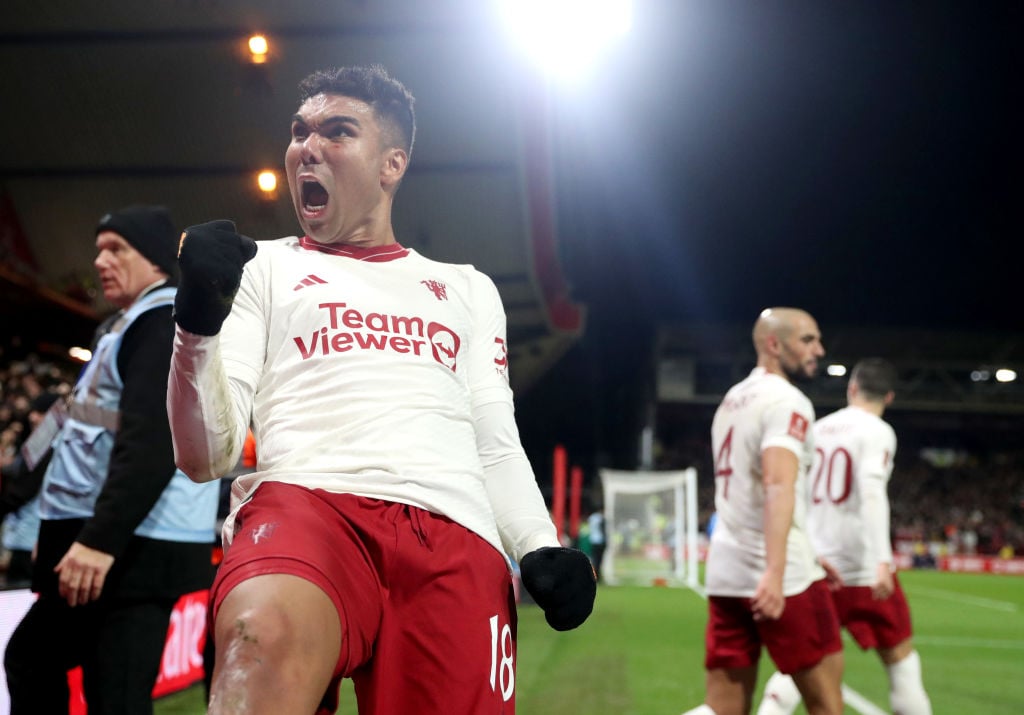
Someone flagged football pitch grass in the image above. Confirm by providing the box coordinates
[155,569,1023,714]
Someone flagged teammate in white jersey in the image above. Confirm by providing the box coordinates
[681,307,843,715]
[758,358,932,715]
[165,65,595,715]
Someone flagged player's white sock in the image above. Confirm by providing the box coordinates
[680,705,717,715]
[756,672,801,715]
[887,650,932,715]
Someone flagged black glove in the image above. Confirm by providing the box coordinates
[519,546,596,631]
[174,220,258,336]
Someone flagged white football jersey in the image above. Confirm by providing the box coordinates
[215,237,522,557]
[807,405,897,585]
[705,367,823,597]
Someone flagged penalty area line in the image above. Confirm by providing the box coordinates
[842,684,888,715]
[911,585,1018,612]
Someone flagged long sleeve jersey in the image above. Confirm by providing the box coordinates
[807,405,897,585]
[168,237,558,564]
[706,367,824,597]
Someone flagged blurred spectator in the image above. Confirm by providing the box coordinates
[1,353,77,585]
[1,391,63,583]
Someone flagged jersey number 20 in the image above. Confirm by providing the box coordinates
[811,446,853,505]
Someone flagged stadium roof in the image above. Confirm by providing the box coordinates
[1,2,1018,436]
[655,323,1024,415]
[0,0,584,391]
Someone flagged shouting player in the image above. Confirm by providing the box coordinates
[167,65,595,714]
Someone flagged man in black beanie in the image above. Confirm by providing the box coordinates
[95,204,181,283]
[4,205,220,715]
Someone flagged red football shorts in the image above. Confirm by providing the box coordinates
[211,482,518,714]
[831,574,913,650]
[705,579,842,674]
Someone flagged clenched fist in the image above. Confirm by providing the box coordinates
[520,546,597,631]
[174,220,257,336]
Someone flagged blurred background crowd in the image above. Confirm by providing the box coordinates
[658,431,1024,562]
[5,339,1021,582]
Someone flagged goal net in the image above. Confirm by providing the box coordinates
[599,468,699,588]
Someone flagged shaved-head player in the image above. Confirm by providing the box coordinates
[680,307,844,715]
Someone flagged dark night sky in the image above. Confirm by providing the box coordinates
[515,1,1021,474]
[553,1,1019,334]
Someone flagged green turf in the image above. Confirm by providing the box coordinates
[155,569,1024,714]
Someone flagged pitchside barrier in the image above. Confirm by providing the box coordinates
[0,588,208,715]
[599,468,700,588]
[893,551,1024,575]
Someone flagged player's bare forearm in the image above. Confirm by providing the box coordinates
[756,447,797,620]
[755,480,792,620]
[762,481,794,574]
[761,447,797,576]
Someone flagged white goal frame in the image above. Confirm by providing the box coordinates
[599,468,699,588]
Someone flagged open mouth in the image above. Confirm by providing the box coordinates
[301,179,329,215]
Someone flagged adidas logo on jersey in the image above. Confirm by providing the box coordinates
[293,274,327,291]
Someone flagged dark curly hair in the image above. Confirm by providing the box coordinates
[298,64,416,158]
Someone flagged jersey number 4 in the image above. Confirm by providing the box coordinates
[714,426,734,499]
[811,446,853,505]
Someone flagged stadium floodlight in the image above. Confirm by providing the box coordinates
[826,364,847,377]
[995,368,1017,383]
[248,34,269,64]
[68,346,92,363]
[257,169,278,194]
[498,0,633,81]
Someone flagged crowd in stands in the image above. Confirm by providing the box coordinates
[656,432,1024,560]
[890,451,1024,559]
[0,352,76,463]
[0,347,78,578]
[3,344,1023,578]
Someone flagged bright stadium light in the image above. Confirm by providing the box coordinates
[995,368,1017,383]
[257,170,278,194]
[498,0,633,80]
[69,346,92,363]
[248,34,269,64]
[826,364,847,377]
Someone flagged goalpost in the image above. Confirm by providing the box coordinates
[599,468,699,588]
